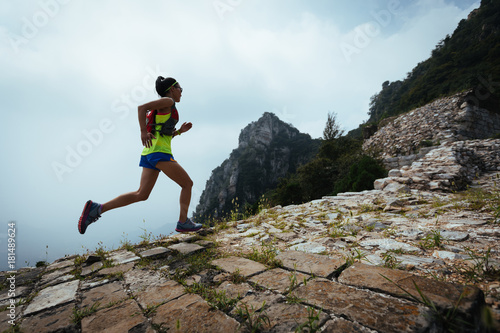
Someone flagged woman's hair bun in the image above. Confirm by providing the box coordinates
[155,76,177,97]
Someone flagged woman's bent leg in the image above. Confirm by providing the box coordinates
[101,168,160,213]
[155,161,193,222]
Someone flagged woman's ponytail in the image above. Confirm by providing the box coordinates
[155,76,177,97]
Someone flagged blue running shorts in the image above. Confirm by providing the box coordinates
[139,153,176,171]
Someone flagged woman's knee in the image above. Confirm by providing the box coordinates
[183,178,193,189]
[179,176,193,190]
[136,189,151,201]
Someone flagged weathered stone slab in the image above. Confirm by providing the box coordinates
[250,268,309,293]
[274,232,299,242]
[360,238,420,252]
[476,227,500,237]
[236,223,252,231]
[81,279,111,290]
[81,262,103,277]
[39,266,74,287]
[338,263,484,324]
[24,280,79,316]
[433,250,468,260]
[139,246,171,259]
[290,241,326,253]
[97,262,135,277]
[295,278,432,333]
[239,228,262,237]
[123,268,167,293]
[445,218,488,226]
[388,169,403,177]
[195,240,215,248]
[361,254,384,266]
[152,293,240,332]
[216,281,253,299]
[168,242,205,255]
[81,281,128,310]
[261,222,283,234]
[362,220,389,231]
[322,317,378,332]
[392,254,443,266]
[20,302,77,333]
[212,256,267,277]
[234,292,283,314]
[440,230,469,241]
[107,250,141,265]
[135,280,186,308]
[288,237,306,246]
[184,274,202,286]
[40,274,74,288]
[47,258,74,271]
[395,228,425,238]
[170,233,200,243]
[276,250,343,277]
[241,237,260,247]
[81,299,154,333]
[264,302,329,332]
[384,182,411,193]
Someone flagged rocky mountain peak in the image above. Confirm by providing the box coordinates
[194,113,319,221]
[238,112,298,150]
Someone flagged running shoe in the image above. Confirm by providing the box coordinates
[78,200,102,234]
[175,218,202,232]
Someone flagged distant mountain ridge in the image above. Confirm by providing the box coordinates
[194,112,320,221]
[348,0,500,138]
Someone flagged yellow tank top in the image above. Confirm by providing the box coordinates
[141,113,173,156]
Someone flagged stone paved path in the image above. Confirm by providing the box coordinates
[1,178,499,332]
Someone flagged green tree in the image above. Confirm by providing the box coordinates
[268,114,378,207]
[334,155,387,194]
[323,112,344,141]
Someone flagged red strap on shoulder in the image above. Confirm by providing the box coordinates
[171,104,179,121]
[146,110,158,133]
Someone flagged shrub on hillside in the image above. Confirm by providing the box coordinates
[334,155,387,195]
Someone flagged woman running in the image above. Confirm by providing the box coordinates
[78,76,202,234]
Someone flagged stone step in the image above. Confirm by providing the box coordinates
[295,278,432,333]
[150,293,240,332]
[81,299,154,333]
[338,263,485,327]
[276,250,344,278]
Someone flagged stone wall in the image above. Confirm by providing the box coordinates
[363,90,500,192]
[374,139,500,192]
[363,90,500,170]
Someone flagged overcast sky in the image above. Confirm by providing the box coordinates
[0,0,480,269]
